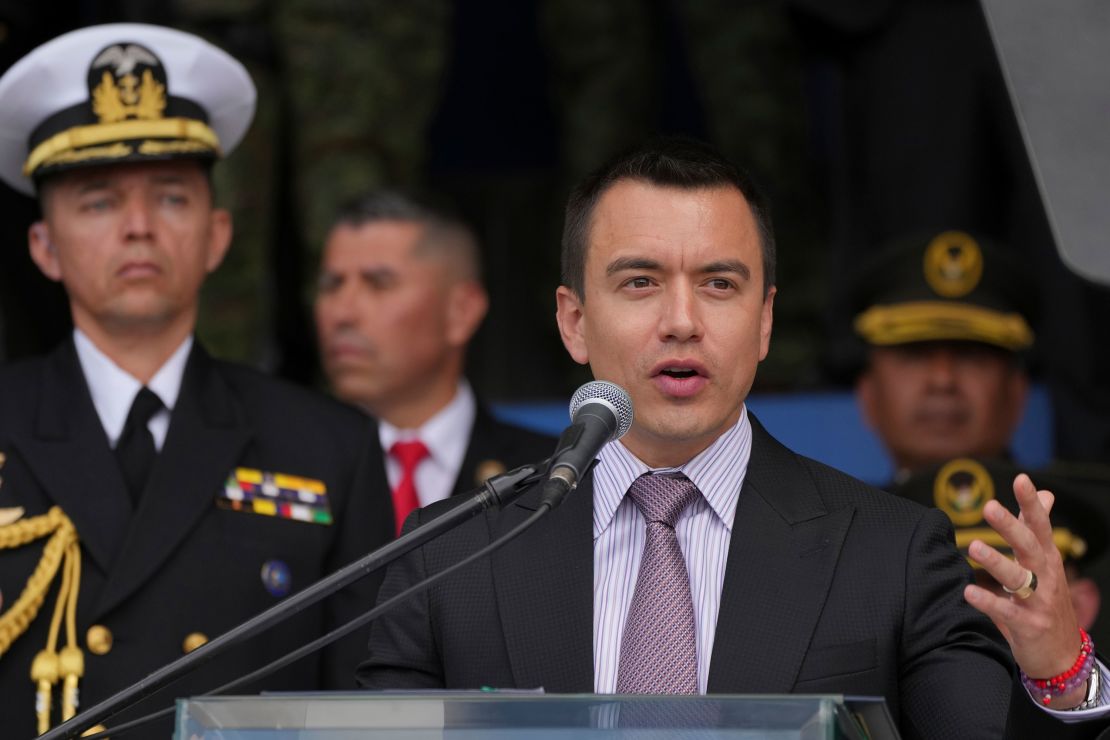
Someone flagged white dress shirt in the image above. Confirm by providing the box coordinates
[377,380,476,506]
[73,329,191,451]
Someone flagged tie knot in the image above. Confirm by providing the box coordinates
[627,473,699,527]
[127,387,164,427]
[390,439,430,472]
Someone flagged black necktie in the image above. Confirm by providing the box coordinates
[115,387,163,507]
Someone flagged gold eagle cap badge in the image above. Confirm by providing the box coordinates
[89,42,168,124]
[923,230,983,298]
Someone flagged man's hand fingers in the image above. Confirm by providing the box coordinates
[968,540,1035,593]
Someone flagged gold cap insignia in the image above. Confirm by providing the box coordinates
[933,458,994,527]
[20,38,224,180]
[89,44,167,124]
[923,231,983,298]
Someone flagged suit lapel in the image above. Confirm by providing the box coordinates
[490,475,594,692]
[707,416,854,693]
[451,405,512,497]
[94,345,252,616]
[11,341,133,573]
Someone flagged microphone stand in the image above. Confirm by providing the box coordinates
[40,460,548,740]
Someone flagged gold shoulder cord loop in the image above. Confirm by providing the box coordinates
[0,506,83,734]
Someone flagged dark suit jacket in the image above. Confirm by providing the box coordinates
[447,403,557,498]
[357,414,1104,740]
[0,339,393,738]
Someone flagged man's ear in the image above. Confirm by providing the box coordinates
[28,221,63,282]
[445,280,489,347]
[758,286,776,361]
[555,285,589,365]
[205,208,233,273]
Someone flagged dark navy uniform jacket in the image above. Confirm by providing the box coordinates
[0,338,393,738]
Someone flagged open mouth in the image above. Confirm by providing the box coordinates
[652,363,708,398]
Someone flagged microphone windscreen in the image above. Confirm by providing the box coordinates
[568,381,634,440]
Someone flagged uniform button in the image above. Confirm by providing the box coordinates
[86,625,112,655]
[182,632,209,654]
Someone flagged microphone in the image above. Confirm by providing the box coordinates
[542,380,633,507]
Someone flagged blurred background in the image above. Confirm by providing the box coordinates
[3,0,1109,476]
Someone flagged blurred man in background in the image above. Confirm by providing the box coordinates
[315,191,555,533]
[852,230,1034,483]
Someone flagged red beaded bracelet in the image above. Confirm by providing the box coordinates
[1020,628,1096,705]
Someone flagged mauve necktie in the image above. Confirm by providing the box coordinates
[115,386,163,507]
[616,472,700,694]
[389,439,429,535]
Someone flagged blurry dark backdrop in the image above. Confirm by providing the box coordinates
[2,0,1108,463]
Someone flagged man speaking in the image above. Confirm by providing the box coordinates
[358,137,1110,738]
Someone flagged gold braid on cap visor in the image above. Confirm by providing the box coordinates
[854,301,1034,350]
[23,117,221,176]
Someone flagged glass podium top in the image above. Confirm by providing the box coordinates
[177,692,895,739]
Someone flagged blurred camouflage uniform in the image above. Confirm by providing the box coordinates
[540,0,825,387]
[173,0,449,371]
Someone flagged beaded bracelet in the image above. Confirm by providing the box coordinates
[1020,628,1096,706]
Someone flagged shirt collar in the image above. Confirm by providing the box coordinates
[592,407,753,538]
[73,328,192,444]
[377,379,476,468]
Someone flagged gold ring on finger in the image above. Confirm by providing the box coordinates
[1003,569,1037,600]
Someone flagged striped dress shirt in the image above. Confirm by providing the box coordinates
[593,409,752,694]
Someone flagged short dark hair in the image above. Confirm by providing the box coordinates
[330,189,482,280]
[560,136,776,299]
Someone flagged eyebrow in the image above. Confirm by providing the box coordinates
[702,259,751,281]
[75,180,111,194]
[150,174,188,186]
[606,257,662,276]
[359,265,398,280]
[73,174,189,193]
[605,256,751,281]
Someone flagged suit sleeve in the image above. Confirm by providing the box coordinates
[355,507,448,689]
[318,428,396,689]
[896,508,1012,738]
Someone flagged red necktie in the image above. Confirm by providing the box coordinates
[389,439,429,535]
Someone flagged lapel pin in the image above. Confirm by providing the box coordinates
[474,459,507,486]
[260,559,292,597]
